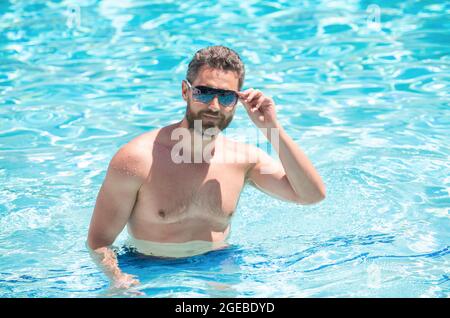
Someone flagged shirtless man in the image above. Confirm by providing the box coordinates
[87,46,326,289]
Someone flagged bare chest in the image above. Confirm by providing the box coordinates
[131,160,247,228]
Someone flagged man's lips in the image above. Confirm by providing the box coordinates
[202,113,221,119]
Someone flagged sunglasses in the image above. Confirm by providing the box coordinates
[184,80,239,108]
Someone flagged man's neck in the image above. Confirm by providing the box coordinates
[176,118,220,162]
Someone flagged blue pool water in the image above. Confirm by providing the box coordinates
[0,0,449,297]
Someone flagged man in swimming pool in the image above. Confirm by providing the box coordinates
[87,46,326,289]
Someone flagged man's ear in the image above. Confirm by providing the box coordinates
[181,81,188,101]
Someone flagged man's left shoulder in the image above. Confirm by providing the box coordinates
[219,137,264,166]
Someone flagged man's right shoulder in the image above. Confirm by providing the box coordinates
[108,131,158,180]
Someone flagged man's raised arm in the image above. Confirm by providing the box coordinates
[238,88,326,205]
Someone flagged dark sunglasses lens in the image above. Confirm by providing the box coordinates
[194,93,214,104]
[219,93,237,107]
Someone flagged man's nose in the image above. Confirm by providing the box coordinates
[207,95,220,112]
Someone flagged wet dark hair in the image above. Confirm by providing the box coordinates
[186,45,245,90]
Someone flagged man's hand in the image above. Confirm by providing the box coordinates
[238,89,278,129]
[112,272,140,290]
[108,272,144,297]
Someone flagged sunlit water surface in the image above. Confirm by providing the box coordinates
[0,0,449,297]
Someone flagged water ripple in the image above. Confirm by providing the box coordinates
[1,0,449,297]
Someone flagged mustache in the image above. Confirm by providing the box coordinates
[199,111,224,118]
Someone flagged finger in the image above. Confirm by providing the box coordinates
[237,91,247,98]
[254,96,265,110]
[248,95,264,113]
[239,95,254,106]
[237,89,253,99]
[246,90,262,103]
[243,89,258,103]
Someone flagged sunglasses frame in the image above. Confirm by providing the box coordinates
[184,79,239,108]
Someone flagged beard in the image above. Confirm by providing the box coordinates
[185,102,233,137]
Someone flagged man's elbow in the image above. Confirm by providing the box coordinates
[294,187,326,205]
[87,232,112,251]
[86,235,100,251]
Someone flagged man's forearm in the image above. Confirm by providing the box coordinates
[267,125,326,204]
